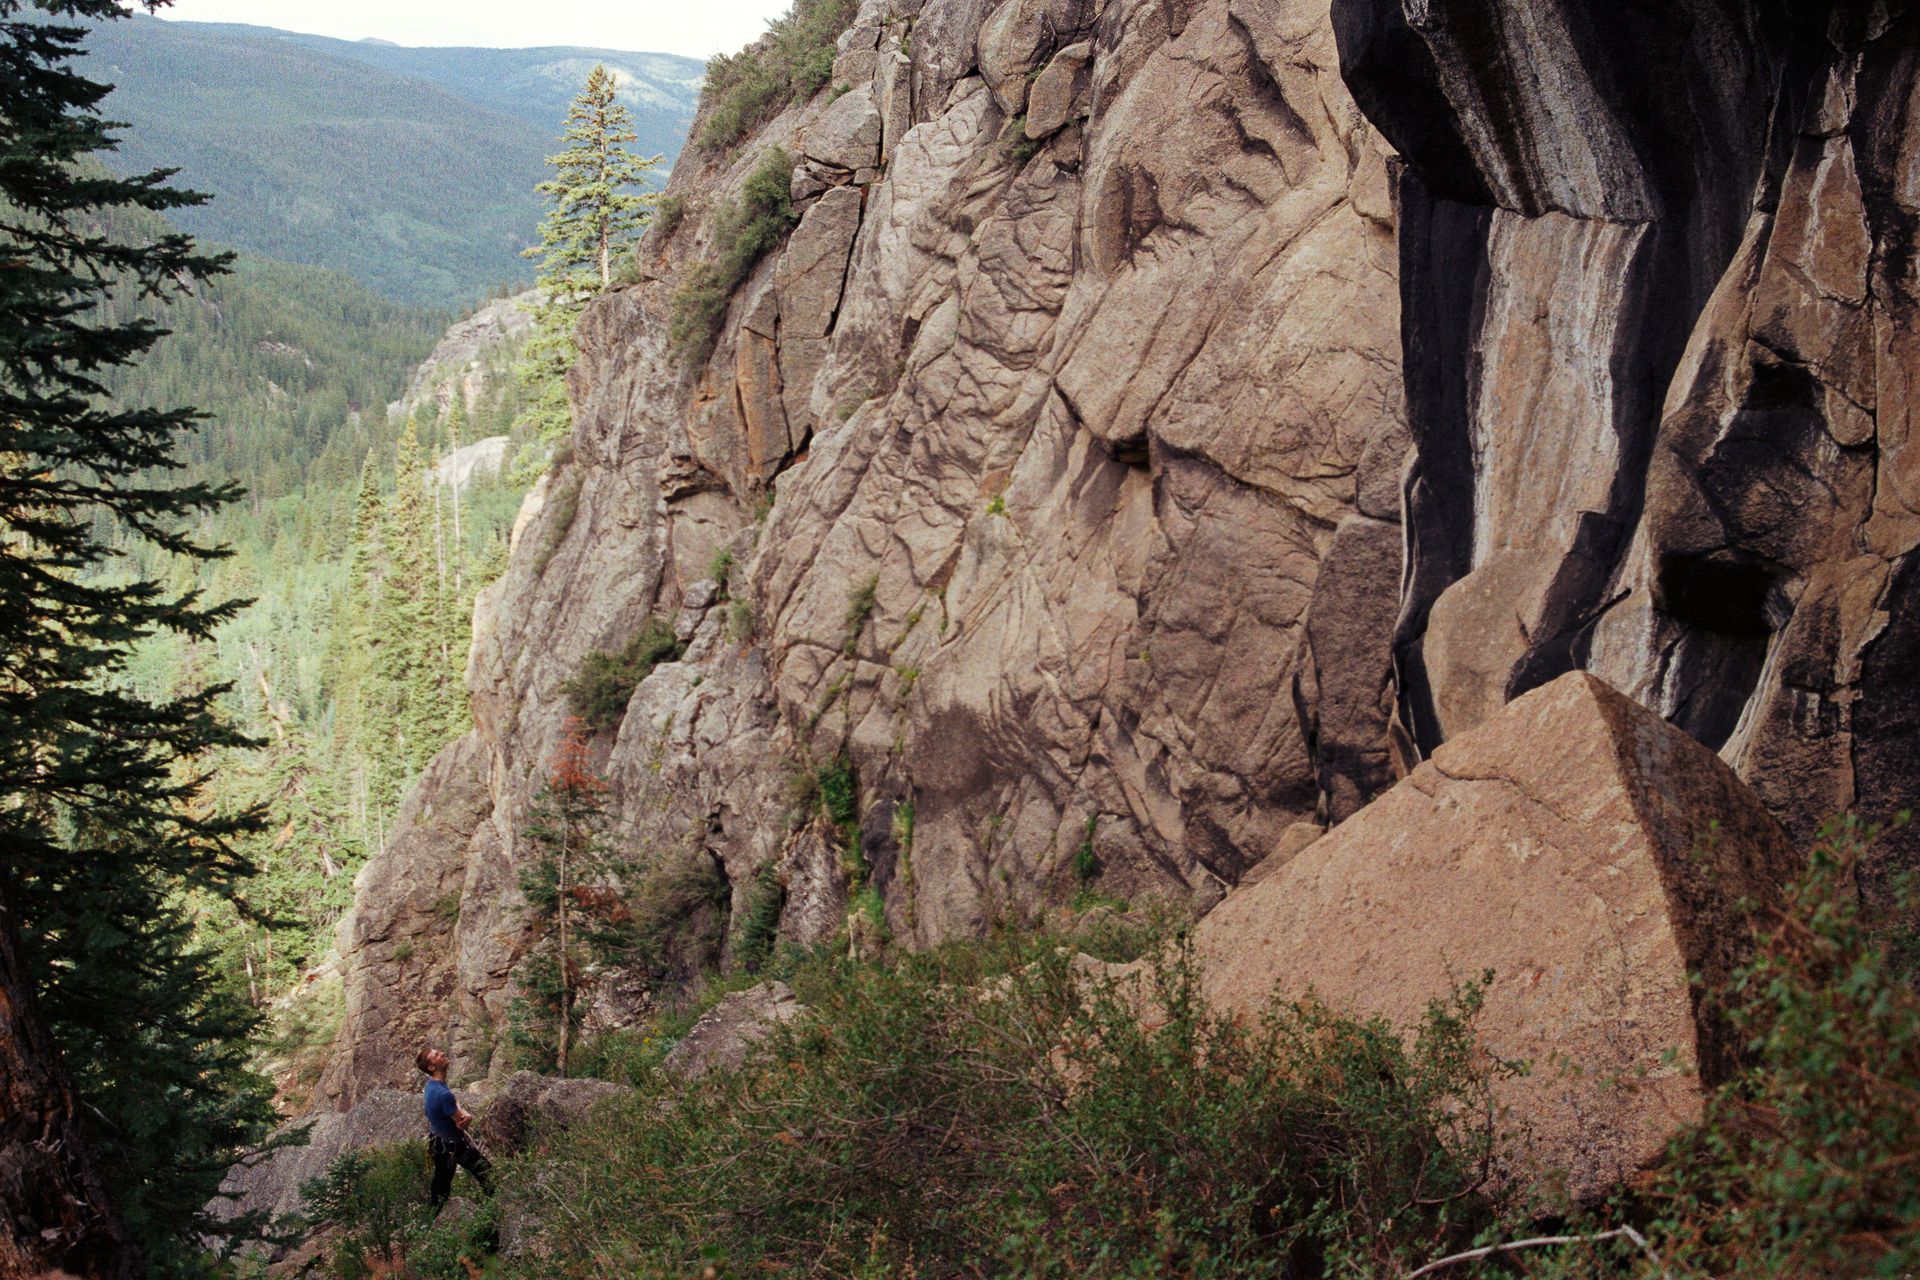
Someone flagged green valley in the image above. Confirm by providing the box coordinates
[80,15,701,304]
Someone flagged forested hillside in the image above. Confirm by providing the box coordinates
[78,15,698,303]
[185,21,703,143]
[92,216,533,1049]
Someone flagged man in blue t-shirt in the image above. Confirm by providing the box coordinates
[415,1045,493,1207]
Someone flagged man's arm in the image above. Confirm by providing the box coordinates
[454,1106,473,1130]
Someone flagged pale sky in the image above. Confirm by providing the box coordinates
[156,0,796,61]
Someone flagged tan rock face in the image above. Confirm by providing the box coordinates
[1195,672,1798,1203]
[314,0,1408,1103]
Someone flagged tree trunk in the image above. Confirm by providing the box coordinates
[557,808,572,1079]
[0,905,139,1278]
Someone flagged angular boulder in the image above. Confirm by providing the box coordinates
[661,981,805,1079]
[1194,672,1798,1203]
[467,1070,627,1154]
[204,1088,420,1250]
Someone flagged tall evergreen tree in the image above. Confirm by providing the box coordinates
[509,722,634,1078]
[527,65,658,291]
[0,0,276,1271]
[517,66,661,447]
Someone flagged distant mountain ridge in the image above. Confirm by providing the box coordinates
[170,22,705,135]
[81,15,703,305]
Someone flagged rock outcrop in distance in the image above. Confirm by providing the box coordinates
[310,0,1920,1137]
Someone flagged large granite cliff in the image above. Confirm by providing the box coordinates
[314,0,1920,1112]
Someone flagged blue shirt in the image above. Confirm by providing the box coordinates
[423,1079,461,1141]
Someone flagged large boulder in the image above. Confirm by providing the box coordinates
[661,981,806,1079]
[466,1070,628,1154]
[204,1088,420,1249]
[1194,672,1798,1203]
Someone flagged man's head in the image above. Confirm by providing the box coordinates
[416,1045,449,1075]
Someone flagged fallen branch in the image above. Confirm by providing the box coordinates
[1406,1224,1674,1279]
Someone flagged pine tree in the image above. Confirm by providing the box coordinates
[526,65,659,291]
[443,390,466,593]
[334,450,391,849]
[516,66,661,447]
[509,722,634,1077]
[0,0,276,1271]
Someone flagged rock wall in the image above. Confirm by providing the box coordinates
[1341,0,1920,865]
[316,0,1920,1106]
[320,0,1407,1105]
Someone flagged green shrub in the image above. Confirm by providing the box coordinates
[561,616,684,729]
[402,1196,498,1279]
[1072,813,1101,884]
[1626,818,1920,1276]
[299,1143,432,1279]
[493,936,1517,1277]
[669,148,800,366]
[568,1026,666,1086]
[844,573,878,653]
[697,0,860,153]
[651,192,688,241]
[732,862,785,973]
[891,798,914,858]
[817,753,860,864]
[1004,114,1046,165]
[708,545,735,596]
[728,597,756,643]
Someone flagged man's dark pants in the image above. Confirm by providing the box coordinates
[428,1132,493,1207]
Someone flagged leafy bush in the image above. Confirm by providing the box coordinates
[651,192,688,241]
[728,597,757,643]
[1628,818,1920,1276]
[812,753,863,876]
[697,0,861,152]
[1073,813,1102,884]
[299,1143,432,1279]
[669,147,800,366]
[492,937,1516,1278]
[403,1196,499,1279]
[561,616,684,729]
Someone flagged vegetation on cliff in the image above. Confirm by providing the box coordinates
[697,0,861,153]
[669,146,802,366]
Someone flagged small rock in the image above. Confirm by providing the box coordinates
[1024,41,1092,138]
